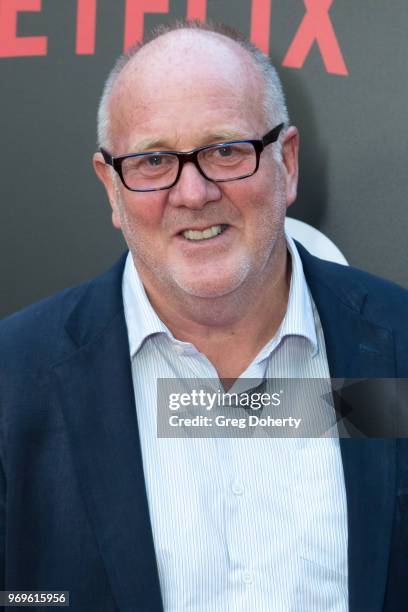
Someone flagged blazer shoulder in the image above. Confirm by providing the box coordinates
[297,242,408,330]
[328,262,407,329]
[0,253,127,371]
[0,281,90,369]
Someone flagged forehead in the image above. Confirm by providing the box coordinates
[109,31,267,151]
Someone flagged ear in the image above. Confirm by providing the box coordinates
[280,126,299,210]
[93,152,122,229]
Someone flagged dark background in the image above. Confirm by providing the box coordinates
[1,0,407,319]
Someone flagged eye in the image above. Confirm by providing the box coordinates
[147,155,163,166]
[218,146,233,157]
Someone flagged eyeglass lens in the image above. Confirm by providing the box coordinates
[121,142,257,190]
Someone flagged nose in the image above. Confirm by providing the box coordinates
[167,161,222,210]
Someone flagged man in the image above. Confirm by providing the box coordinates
[1,20,407,612]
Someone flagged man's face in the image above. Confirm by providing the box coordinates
[94,33,298,301]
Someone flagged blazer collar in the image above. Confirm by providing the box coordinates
[298,242,397,612]
[296,241,395,378]
[63,252,128,348]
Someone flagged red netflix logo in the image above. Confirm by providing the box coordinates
[0,0,348,76]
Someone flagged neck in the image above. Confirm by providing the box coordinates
[133,240,291,380]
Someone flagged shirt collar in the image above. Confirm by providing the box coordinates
[122,233,318,359]
[276,232,318,356]
[122,253,170,358]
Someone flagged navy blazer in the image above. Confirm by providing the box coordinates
[1,244,408,612]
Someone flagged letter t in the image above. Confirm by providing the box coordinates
[124,0,169,51]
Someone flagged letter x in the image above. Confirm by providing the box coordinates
[283,0,348,76]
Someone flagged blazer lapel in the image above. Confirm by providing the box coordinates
[51,255,163,612]
[299,244,397,612]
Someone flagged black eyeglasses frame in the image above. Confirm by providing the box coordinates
[100,122,284,192]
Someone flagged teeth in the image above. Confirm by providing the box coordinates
[183,224,226,241]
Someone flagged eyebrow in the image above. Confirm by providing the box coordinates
[129,129,253,154]
[128,138,172,153]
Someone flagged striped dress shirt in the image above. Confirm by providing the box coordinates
[122,235,348,611]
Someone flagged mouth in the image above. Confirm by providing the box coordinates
[179,224,229,241]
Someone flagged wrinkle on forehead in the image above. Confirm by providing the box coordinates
[120,29,260,91]
[108,30,266,150]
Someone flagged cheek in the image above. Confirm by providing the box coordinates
[120,192,166,232]
[240,181,287,246]
[251,165,287,214]
[228,175,283,222]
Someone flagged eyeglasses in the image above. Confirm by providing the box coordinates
[100,123,284,192]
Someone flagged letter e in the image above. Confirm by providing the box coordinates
[0,0,47,58]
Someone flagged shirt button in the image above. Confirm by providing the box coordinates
[242,570,254,585]
[173,344,184,355]
[231,481,244,496]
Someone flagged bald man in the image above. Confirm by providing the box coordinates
[1,21,407,612]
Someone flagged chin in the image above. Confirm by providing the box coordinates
[172,268,250,299]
